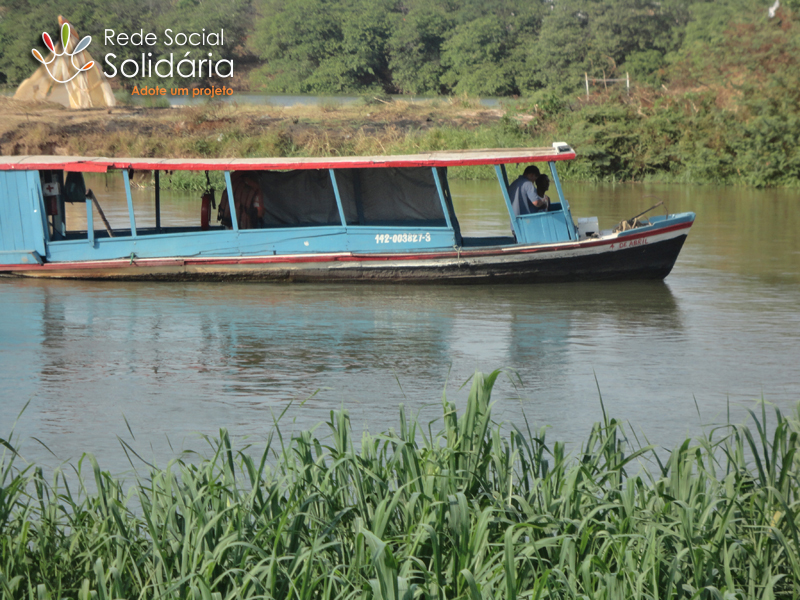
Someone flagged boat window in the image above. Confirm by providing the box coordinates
[334,168,447,226]
[220,170,342,229]
[40,169,96,241]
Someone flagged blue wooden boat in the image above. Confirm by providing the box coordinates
[0,145,694,282]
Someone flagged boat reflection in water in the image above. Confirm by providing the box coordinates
[1,276,682,472]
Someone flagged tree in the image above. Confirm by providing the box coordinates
[387,0,455,94]
[525,0,691,94]
[250,0,392,92]
[440,16,515,95]
[438,0,543,96]
[526,0,593,94]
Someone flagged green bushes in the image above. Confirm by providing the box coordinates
[1,372,799,599]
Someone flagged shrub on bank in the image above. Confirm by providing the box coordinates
[1,372,798,599]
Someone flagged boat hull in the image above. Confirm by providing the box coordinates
[1,218,692,283]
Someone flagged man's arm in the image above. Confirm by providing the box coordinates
[529,184,549,211]
[531,196,548,210]
[523,180,543,211]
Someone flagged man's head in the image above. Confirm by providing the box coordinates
[536,174,550,194]
[523,165,540,182]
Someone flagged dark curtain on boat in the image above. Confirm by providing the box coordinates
[334,168,447,226]
[256,170,341,228]
[226,167,448,229]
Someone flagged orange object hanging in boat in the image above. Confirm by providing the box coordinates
[45,196,59,216]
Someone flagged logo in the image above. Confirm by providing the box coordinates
[31,21,94,83]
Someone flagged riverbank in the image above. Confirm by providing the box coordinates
[1,89,798,188]
[2,371,798,599]
[0,95,504,163]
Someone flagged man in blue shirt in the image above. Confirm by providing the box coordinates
[508,166,549,215]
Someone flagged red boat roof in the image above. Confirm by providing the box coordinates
[0,146,576,173]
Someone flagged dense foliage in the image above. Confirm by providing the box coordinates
[1,372,799,599]
[1,0,797,94]
[250,0,694,95]
[2,0,799,186]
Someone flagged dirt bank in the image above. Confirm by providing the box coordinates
[0,96,505,158]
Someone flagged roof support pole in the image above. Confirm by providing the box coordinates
[47,171,64,240]
[328,169,347,227]
[36,175,51,244]
[85,197,94,245]
[498,163,510,188]
[547,161,574,240]
[437,167,461,245]
[223,171,239,232]
[495,164,522,242]
[431,167,453,230]
[122,168,137,238]
[154,170,161,233]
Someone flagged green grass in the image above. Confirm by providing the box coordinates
[1,372,799,599]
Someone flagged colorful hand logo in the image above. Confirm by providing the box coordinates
[31,22,94,83]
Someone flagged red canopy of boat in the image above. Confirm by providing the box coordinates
[0,146,576,173]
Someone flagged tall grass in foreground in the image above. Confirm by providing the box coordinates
[1,372,799,599]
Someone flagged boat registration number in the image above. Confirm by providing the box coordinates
[375,233,431,244]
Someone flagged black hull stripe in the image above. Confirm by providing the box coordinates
[6,234,689,283]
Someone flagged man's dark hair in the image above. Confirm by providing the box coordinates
[523,165,540,177]
[536,174,550,193]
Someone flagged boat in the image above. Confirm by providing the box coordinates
[0,144,694,282]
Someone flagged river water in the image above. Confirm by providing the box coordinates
[1,177,798,474]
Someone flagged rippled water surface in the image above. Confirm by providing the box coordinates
[2,178,798,473]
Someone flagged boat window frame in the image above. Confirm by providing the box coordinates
[434,166,461,245]
[122,168,138,238]
[41,170,64,241]
[430,167,454,231]
[75,165,458,238]
[222,170,239,232]
[325,167,454,231]
[85,196,94,244]
[154,170,161,233]
[495,161,575,242]
[547,161,572,240]
[494,164,521,240]
[117,168,242,235]
[328,169,348,227]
